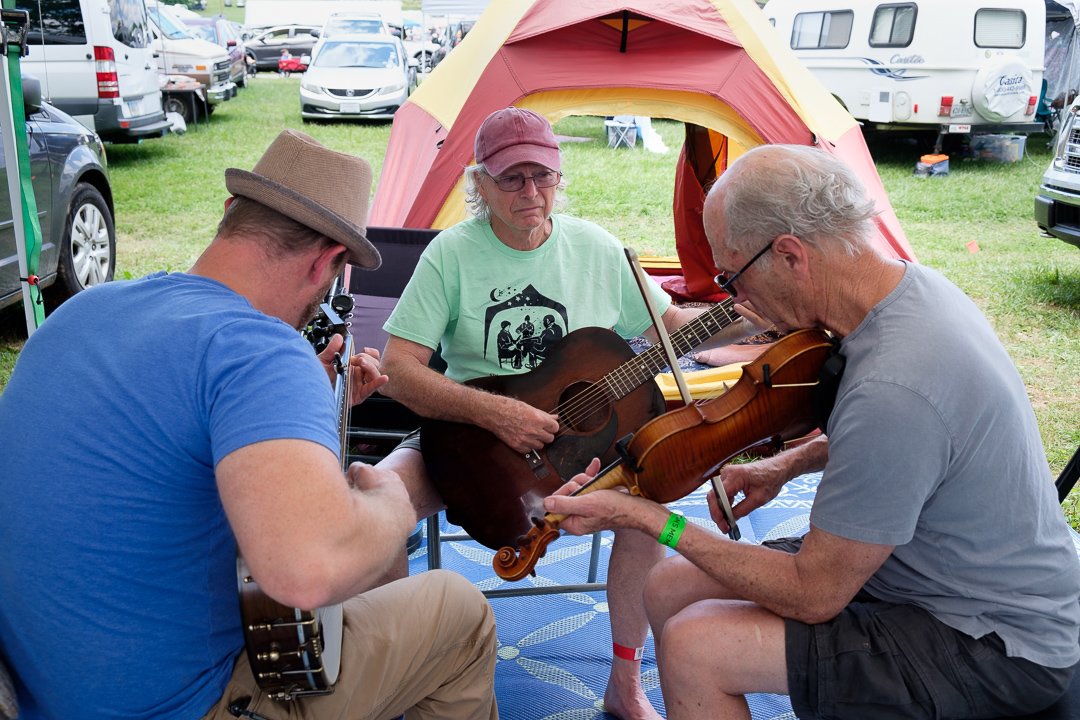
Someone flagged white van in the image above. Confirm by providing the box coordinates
[14,0,171,143]
[145,1,237,106]
[762,0,1046,144]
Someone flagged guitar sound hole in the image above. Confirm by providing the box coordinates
[558,382,611,433]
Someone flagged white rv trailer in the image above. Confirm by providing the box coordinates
[762,0,1046,146]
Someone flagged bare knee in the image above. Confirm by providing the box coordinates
[377,447,444,519]
[644,555,706,633]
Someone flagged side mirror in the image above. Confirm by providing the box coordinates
[22,74,42,114]
[310,28,320,37]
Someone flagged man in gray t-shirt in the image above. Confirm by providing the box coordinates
[547,144,1080,719]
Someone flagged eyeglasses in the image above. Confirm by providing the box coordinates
[714,240,774,295]
[490,170,562,192]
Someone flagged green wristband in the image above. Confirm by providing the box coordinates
[658,512,687,549]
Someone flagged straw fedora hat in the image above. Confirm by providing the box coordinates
[224,130,381,269]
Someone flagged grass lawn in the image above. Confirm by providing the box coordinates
[1,76,1078,522]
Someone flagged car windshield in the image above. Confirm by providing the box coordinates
[325,18,383,35]
[188,25,217,43]
[147,5,193,40]
[315,41,398,68]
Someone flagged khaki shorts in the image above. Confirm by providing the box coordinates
[201,570,498,720]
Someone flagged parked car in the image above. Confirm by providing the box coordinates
[246,25,319,71]
[145,1,237,106]
[300,34,416,121]
[1,77,116,313]
[1035,99,1080,250]
[14,0,170,143]
[184,15,249,88]
[315,12,392,39]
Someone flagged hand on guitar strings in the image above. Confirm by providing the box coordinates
[486,393,559,453]
[316,334,389,406]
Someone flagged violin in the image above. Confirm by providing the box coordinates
[492,327,837,581]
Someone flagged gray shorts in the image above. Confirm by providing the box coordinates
[762,538,1075,719]
[395,428,422,453]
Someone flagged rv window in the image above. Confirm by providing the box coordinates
[109,0,152,49]
[791,11,853,49]
[16,0,86,46]
[869,4,916,48]
[974,9,1025,49]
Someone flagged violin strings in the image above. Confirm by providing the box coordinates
[546,299,740,439]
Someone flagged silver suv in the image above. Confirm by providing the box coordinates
[1036,101,1080,250]
[1,78,115,312]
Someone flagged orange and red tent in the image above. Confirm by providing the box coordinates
[370,0,915,299]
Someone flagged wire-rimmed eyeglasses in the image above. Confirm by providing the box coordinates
[490,170,562,192]
[713,240,774,295]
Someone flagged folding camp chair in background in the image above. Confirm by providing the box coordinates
[344,226,605,599]
[604,115,637,149]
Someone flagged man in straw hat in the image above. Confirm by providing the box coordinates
[0,130,498,720]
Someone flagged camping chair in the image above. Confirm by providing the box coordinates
[345,226,605,599]
[604,115,637,149]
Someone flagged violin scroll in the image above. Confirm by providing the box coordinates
[492,519,563,580]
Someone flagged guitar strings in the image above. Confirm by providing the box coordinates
[547,298,740,437]
[550,297,739,431]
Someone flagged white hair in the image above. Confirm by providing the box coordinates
[710,145,879,259]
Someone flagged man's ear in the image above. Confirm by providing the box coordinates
[772,233,809,274]
[309,243,348,284]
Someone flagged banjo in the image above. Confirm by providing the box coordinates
[236,292,355,702]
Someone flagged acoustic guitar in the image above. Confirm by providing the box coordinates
[236,294,354,702]
[421,297,742,551]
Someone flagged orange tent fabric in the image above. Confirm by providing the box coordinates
[370,0,915,298]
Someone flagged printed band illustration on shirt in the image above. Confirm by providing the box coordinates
[484,284,568,371]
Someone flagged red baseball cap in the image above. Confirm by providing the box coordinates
[474,107,561,176]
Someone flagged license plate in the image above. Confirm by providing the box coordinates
[948,124,971,133]
[124,97,144,118]
[340,102,361,114]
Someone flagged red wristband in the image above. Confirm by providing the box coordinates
[613,642,644,661]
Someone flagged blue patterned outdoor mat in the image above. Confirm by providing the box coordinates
[406,474,820,718]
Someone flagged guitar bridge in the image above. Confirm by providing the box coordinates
[523,450,549,479]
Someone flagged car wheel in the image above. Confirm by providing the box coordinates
[163,94,194,124]
[54,183,115,300]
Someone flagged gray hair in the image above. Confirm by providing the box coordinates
[710,145,879,259]
[463,162,569,220]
